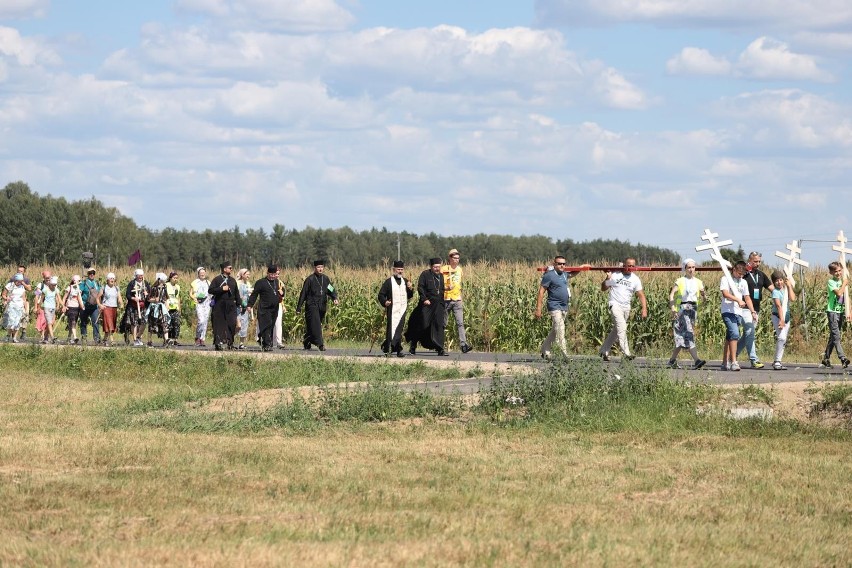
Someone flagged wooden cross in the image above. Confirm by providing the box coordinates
[832,230,852,317]
[774,240,809,318]
[696,228,738,297]
[774,240,809,288]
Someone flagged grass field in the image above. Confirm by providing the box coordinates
[1,346,850,566]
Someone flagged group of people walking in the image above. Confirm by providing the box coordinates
[532,251,849,371]
[377,249,472,358]
[0,261,338,353]
[3,249,850,370]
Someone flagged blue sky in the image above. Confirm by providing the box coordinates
[2,0,851,266]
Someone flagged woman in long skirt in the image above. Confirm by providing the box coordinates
[666,259,707,369]
[100,273,124,346]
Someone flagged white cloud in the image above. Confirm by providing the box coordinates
[667,47,731,76]
[717,89,852,148]
[0,26,61,67]
[593,67,648,109]
[709,159,751,176]
[175,0,355,32]
[736,37,832,82]
[666,37,831,82]
[501,174,568,199]
[535,0,852,31]
[0,0,47,19]
[101,24,646,112]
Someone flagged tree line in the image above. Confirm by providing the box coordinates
[1,181,681,269]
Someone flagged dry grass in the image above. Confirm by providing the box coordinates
[1,366,851,567]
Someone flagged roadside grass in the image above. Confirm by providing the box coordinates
[2,348,851,566]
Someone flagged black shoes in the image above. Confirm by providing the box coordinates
[303,342,311,350]
[409,346,416,355]
[437,349,449,356]
[318,345,326,352]
[460,343,472,354]
[396,350,405,358]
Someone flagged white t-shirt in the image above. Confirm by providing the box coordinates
[102,284,120,308]
[606,272,643,308]
[720,276,751,319]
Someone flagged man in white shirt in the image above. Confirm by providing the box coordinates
[599,257,648,361]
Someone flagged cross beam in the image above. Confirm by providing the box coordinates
[832,230,852,317]
[695,228,738,298]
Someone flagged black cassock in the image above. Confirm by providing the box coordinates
[404,269,446,351]
[209,273,241,348]
[377,275,414,354]
[296,273,337,348]
[247,277,283,350]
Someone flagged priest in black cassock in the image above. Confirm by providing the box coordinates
[405,257,448,356]
[246,265,284,352]
[296,260,339,351]
[377,260,414,357]
[208,261,241,351]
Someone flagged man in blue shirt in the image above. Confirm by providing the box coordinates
[534,255,587,359]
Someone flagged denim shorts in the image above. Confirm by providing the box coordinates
[722,311,742,340]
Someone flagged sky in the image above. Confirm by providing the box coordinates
[2,0,852,266]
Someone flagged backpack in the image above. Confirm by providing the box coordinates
[81,280,101,305]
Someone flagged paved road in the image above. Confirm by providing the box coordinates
[18,339,848,395]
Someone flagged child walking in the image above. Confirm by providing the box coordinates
[821,262,850,368]
[769,270,796,370]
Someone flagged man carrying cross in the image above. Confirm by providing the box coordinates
[736,251,773,369]
[599,257,647,361]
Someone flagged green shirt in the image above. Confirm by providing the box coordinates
[827,277,845,313]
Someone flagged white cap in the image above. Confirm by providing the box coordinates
[106,272,116,280]
[156,272,167,282]
[71,274,80,282]
[49,276,58,284]
[135,269,144,276]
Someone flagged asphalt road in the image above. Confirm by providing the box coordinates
[158,341,849,393]
[18,338,849,395]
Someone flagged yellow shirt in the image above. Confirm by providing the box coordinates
[442,264,463,301]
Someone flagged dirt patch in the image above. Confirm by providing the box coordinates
[716,381,851,428]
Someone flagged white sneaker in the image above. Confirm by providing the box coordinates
[772,361,787,370]
[541,351,551,360]
[730,362,741,371]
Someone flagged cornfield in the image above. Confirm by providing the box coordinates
[2,262,846,358]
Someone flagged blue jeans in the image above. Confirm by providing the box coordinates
[80,304,101,342]
[736,314,757,361]
[722,312,742,341]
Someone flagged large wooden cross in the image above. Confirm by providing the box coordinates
[774,240,809,288]
[695,228,738,297]
[774,240,809,318]
[832,230,852,318]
